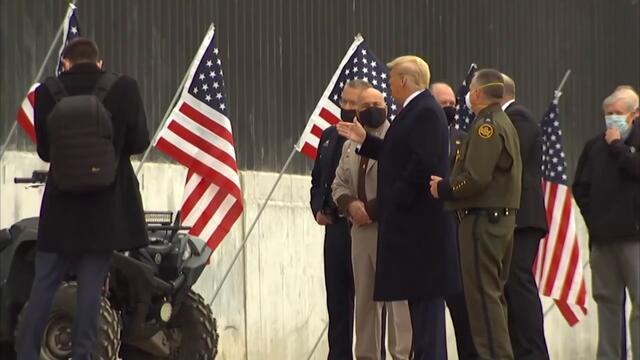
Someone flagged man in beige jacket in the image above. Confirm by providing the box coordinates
[333,86,412,359]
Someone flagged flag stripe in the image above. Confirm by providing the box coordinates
[311,124,323,138]
[181,174,213,220]
[167,120,238,172]
[206,199,243,251]
[319,107,340,126]
[156,127,240,185]
[178,101,235,145]
[190,187,228,235]
[155,137,241,200]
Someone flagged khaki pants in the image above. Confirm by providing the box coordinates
[352,223,412,360]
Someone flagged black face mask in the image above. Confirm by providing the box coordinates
[357,107,387,128]
[340,108,357,122]
[443,106,457,126]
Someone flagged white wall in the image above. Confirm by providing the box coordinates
[0,151,633,359]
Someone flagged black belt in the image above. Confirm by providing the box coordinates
[457,208,517,222]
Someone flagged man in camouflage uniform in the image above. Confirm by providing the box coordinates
[429,68,522,360]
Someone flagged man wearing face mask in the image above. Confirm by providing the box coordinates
[500,74,550,360]
[338,56,459,360]
[430,82,476,359]
[573,86,640,360]
[311,79,372,359]
[333,87,413,360]
[429,68,522,360]
[430,82,468,167]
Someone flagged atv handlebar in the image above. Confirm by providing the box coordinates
[14,171,48,184]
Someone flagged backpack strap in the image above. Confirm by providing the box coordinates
[43,77,69,103]
[92,73,121,102]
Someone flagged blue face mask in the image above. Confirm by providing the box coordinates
[605,114,631,138]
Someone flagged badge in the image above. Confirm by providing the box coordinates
[478,124,494,139]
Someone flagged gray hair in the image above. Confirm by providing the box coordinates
[344,79,373,91]
[502,73,516,99]
[602,87,639,112]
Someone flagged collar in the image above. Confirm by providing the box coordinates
[502,99,515,111]
[65,63,103,74]
[403,90,424,108]
[476,103,503,119]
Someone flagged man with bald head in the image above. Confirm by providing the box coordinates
[338,56,459,360]
[501,74,550,360]
[574,86,640,359]
[333,87,412,360]
[431,82,476,359]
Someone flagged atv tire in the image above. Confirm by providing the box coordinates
[17,281,121,360]
[169,291,219,360]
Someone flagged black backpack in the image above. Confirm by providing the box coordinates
[44,73,120,193]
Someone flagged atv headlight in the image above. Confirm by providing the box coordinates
[182,243,192,261]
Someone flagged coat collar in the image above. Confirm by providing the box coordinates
[64,63,104,74]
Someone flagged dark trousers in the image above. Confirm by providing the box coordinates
[446,290,477,359]
[408,297,447,360]
[446,220,478,360]
[16,251,112,360]
[324,219,354,359]
[504,228,549,360]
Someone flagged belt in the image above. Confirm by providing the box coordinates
[457,208,517,222]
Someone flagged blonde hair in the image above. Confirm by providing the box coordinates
[387,55,431,89]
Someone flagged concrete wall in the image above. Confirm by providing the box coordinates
[0,151,633,359]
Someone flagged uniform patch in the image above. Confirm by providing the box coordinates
[478,124,494,139]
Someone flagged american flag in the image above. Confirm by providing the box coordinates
[296,35,397,160]
[534,94,588,326]
[453,63,477,132]
[16,3,81,143]
[155,24,243,252]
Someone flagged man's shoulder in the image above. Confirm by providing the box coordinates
[506,102,536,124]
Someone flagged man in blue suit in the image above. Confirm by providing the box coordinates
[338,56,460,360]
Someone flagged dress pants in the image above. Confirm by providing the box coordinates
[324,219,355,359]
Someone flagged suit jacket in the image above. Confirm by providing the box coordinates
[332,122,390,241]
[358,90,460,301]
[34,63,150,253]
[310,125,346,222]
[505,102,548,235]
[449,127,467,168]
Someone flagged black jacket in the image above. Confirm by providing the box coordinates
[505,102,548,235]
[358,90,460,301]
[573,120,640,245]
[34,63,150,253]
[310,125,346,222]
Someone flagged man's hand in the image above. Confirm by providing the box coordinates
[337,120,366,144]
[348,200,372,226]
[605,127,621,144]
[315,211,332,225]
[429,175,442,199]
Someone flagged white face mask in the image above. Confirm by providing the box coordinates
[465,92,472,111]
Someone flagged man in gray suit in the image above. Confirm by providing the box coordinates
[333,86,412,359]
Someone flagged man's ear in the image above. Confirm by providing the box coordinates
[62,58,72,71]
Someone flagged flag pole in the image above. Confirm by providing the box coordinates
[209,146,298,306]
[306,322,329,360]
[553,69,572,100]
[134,71,190,176]
[135,22,214,177]
[0,1,76,161]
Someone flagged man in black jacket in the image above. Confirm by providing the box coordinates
[310,79,371,359]
[574,86,640,360]
[16,38,149,360]
[430,82,476,360]
[501,74,550,360]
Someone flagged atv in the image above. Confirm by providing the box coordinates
[0,171,219,359]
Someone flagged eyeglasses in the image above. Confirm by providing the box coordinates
[339,99,358,108]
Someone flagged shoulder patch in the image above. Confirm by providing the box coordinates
[478,124,494,139]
